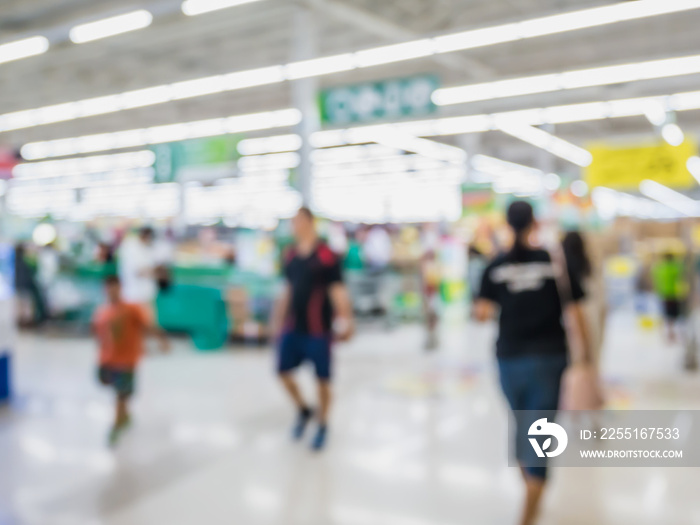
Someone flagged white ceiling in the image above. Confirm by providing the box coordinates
[1,0,700,174]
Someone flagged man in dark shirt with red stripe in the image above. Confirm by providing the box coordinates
[271,207,354,451]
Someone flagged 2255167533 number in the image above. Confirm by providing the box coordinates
[599,428,680,440]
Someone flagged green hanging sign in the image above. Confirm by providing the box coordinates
[151,135,241,183]
[319,75,440,126]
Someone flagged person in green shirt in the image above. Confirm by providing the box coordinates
[652,252,687,343]
[344,233,364,271]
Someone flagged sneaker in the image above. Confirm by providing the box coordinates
[311,425,328,452]
[108,416,132,447]
[108,425,126,447]
[292,407,314,441]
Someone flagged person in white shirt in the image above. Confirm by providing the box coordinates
[37,243,59,288]
[118,227,158,305]
[363,226,392,271]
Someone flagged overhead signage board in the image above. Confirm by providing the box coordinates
[585,139,697,190]
[319,75,440,126]
[151,135,240,183]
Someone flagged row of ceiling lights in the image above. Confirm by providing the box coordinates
[13,83,699,215]
[3,1,700,135]
[14,139,700,220]
[18,87,700,161]
[0,0,261,65]
[6,0,700,210]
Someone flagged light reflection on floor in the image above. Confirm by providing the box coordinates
[0,313,698,525]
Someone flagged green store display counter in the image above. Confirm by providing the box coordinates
[156,284,228,350]
[61,263,279,350]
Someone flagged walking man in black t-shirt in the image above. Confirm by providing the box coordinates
[271,207,354,451]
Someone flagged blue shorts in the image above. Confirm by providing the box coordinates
[498,353,567,480]
[277,332,332,380]
[98,366,136,398]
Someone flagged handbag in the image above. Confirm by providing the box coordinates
[550,247,605,411]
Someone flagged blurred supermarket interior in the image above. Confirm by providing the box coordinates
[2,0,700,524]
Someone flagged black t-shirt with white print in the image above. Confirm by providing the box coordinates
[478,248,585,359]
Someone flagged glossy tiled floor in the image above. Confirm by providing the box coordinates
[1,313,699,525]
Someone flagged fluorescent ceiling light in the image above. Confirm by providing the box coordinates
[20,109,301,160]
[497,121,593,167]
[644,101,668,126]
[516,1,683,38]
[471,154,545,195]
[355,39,435,67]
[433,24,520,53]
[286,54,356,80]
[434,74,560,105]
[226,109,300,133]
[121,86,171,109]
[182,0,264,16]
[35,102,79,125]
[78,95,122,117]
[661,123,685,146]
[238,152,300,172]
[305,88,700,150]
[5,1,700,133]
[0,36,49,65]
[69,10,153,44]
[24,88,700,160]
[592,186,682,220]
[471,154,548,195]
[223,66,285,90]
[311,144,402,165]
[310,115,494,148]
[471,154,541,177]
[672,90,700,111]
[558,62,646,90]
[170,76,226,100]
[435,1,700,53]
[614,0,700,21]
[433,115,493,136]
[13,151,155,178]
[639,179,700,216]
[433,53,700,106]
[369,127,466,164]
[313,156,446,177]
[237,134,302,155]
[0,68,286,133]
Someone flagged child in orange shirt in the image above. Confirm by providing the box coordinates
[93,275,169,445]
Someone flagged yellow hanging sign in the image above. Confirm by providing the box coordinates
[585,139,697,190]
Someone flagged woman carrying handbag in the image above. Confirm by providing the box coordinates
[475,201,600,525]
[553,237,605,412]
